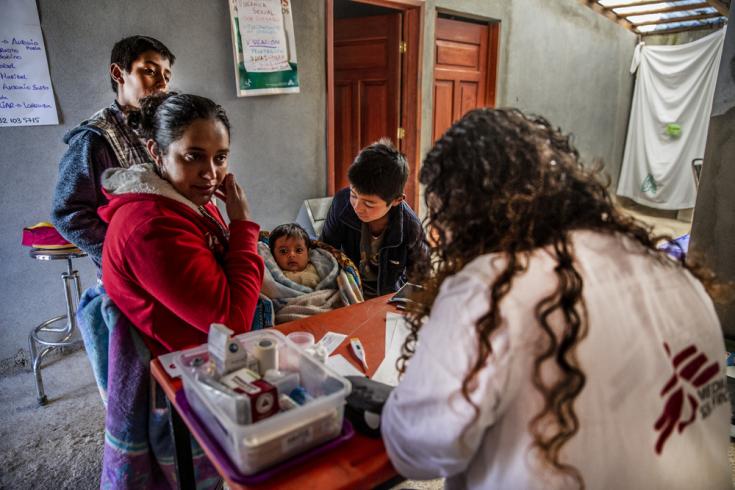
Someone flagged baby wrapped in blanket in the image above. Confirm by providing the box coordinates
[259,224,362,324]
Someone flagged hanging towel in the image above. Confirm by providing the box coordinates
[617,29,726,210]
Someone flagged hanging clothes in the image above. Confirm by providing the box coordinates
[617,29,726,210]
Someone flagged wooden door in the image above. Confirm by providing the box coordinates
[432,17,498,143]
[334,13,402,192]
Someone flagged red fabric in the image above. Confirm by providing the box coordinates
[99,192,264,355]
[22,223,72,248]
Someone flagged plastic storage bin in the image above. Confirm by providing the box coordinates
[176,329,351,475]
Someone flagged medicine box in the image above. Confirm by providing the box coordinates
[176,329,351,475]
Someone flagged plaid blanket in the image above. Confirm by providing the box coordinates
[84,103,152,170]
[258,241,363,324]
[77,286,219,489]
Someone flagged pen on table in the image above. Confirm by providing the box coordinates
[349,338,369,373]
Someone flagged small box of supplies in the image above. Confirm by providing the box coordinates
[176,328,351,475]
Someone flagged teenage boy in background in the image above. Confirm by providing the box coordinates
[52,35,175,270]
[320,139,426,298]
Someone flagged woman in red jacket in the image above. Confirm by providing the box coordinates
[99,92,264,355]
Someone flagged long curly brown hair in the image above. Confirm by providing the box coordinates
[399,108,717,488]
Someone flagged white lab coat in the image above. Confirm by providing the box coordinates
[382,230,729,489]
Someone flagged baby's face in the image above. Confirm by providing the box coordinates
[273,236,309,272]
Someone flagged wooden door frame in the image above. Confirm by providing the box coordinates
[487,21,500,107]
[326,0,425,209]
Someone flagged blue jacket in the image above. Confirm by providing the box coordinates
[51,124,118,268]
[51,102,151,269]
[320,187,427,295]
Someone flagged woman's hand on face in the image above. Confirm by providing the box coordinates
[219,173,251,222]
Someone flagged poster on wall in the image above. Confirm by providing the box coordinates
[0,0,59,126]
[228,0,300,97]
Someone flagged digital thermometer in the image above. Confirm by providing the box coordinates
[349,338,369,373]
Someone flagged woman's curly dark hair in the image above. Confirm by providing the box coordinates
[399,107,718,488]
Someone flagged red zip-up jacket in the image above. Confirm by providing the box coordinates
[99,176,264,356]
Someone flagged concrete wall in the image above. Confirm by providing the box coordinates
[0,0,325,365]
[690,9,735,342]
[0,0,636,365]
[646,26,722,46]
[690,107,735,342]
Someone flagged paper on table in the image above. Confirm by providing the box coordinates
[316,332,347,356]
[326,354,366,378]
[384,312,403,352]
[372,313,411,386]
[158,351,182,378]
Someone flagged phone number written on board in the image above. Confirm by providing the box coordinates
[0,116,40,124]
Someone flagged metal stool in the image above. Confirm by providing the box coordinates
[28,248,87,405]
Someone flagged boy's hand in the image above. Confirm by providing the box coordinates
[219,173,251,222]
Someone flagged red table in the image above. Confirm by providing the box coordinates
[151,295,402,489]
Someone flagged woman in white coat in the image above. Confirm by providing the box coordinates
[381,108,730,489]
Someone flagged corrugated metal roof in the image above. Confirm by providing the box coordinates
[586,0,728,36]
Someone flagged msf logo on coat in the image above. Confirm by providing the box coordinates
[654,342,727,454]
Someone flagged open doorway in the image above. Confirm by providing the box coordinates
[326,0,423,210]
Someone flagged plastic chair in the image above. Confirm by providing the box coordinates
[295,197,334,239]
[692,158,703,189]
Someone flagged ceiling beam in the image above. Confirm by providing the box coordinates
[639,18,726,35]
[604,0,672,9]
[579,0,635,30]
[634,11,722,26]
[619,2,712,17]
[586,0,727,35]
[705,0,730,16]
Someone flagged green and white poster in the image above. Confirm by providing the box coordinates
[228,0,299,97]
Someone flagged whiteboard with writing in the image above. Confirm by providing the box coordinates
[0,0,59,127]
